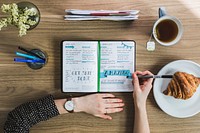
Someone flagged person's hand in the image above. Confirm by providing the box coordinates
[74,93,124,120]
[132,71,153,108]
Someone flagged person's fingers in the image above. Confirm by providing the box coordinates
[142,70,153,75]
[103,98,123,103]
[132,73,140,90]
[135,71,151,84]
[137,71,153,86]
[134,71,143,76]
[96,114,112,120]
[142,80,149,86]
[101,93,115,98]
[105,108,123,114]
[140,81,153,94]
[105,102,124,108]
[142,70,154,83]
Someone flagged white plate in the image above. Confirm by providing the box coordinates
[153,60,200,118]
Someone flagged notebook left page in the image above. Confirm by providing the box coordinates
[62,41,98,92]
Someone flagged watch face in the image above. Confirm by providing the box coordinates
[64,101,74,111]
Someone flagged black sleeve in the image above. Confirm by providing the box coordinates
[4,95,60,133]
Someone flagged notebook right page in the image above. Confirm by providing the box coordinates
[100,41,135,92]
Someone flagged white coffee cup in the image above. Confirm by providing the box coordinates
[153,7,183,46]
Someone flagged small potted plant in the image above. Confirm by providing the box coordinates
[0,2,40,37]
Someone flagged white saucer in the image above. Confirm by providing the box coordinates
[153,60,200,118]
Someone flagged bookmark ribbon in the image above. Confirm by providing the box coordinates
[97,41,101,92]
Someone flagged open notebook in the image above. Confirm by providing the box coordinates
[61,40,135,92]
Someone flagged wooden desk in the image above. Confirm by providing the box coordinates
[0,0,200,132]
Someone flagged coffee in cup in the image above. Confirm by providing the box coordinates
[153,7,183,46]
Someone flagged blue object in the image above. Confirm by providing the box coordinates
[159,7,167,18]
[14,58,45,63]
[18,46,45,60]
[100,70,132,79]
[16,52,41,60]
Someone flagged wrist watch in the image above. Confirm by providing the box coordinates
[64,98,74,113]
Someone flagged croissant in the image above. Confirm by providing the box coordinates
[163,71,200,100]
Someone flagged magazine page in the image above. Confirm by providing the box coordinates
[100,41,135,92]
[62,41,98,92]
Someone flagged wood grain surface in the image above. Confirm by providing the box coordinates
[0,0,200,132]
